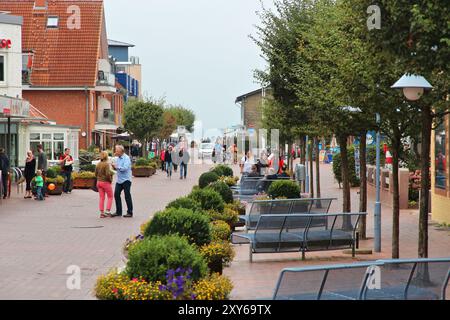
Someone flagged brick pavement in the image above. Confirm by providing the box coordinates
[0,164,212,300]
[225,163,450,300]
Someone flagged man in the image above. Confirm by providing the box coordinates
[240,151,253,175]
[37,145,48,196]
[247,165,260,178]
[112,145,133,218]
[0,148,10,199]
[59,148,74,194]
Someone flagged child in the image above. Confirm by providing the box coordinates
[35,170,45,201]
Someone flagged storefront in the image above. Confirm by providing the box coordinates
[431,115,449,224]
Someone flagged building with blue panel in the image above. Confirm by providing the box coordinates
[108,39,142,100]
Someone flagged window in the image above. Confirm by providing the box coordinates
[47,16,59,28]
[435,121,447,190]
[22,53,33,84]
[30,132,65,161]
[0,56,5,82]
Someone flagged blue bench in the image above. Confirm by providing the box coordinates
[232,176,291,202]
[241,198,337,231]
[273,258,450,300]
[232,213,365,262]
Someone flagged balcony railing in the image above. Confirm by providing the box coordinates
[96,71,116,87]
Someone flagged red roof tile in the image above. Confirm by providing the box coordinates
[0,0,106,87]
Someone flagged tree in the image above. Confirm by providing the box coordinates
[165,106,196,132]
[123,99,164,156]
[159,111,177,140]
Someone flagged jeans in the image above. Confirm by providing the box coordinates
[1,173,8,197]
[180,163,187,179]
[166,162,172,177]
[62,171,72,193]
[36,186,44,200]
[98,181,113,212]
[114,180,133,216]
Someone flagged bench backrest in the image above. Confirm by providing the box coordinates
[273,258,450,300]
[246,198,337,230]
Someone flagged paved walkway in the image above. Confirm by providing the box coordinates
[225,162,450,299]
[0,163,211,300]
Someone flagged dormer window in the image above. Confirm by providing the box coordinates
[47,16,59,28]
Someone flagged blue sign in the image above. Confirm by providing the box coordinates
[367,131,376,146]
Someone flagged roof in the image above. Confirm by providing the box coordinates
[235,88,269,104]
[108,39,135,47]
[0,0,107,87]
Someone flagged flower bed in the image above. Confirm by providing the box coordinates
[95,167,243,300]
[72,172,96,189]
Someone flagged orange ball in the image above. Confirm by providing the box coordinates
[48,183,56,191]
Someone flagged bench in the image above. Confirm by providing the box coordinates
[273,258,450,300]
[232,177,291,202]
[242,198,337,231]
[232,213,365,262]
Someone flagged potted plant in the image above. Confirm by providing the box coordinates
[132,158,155,177]
[200,241,235,275]
[72,171,96,189]
[46,175,65,196]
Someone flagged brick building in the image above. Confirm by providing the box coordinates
[0,0,124,152]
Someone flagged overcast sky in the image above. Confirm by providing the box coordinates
[104,0,275,131]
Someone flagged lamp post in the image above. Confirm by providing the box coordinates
[391,73,433,258]
[374,112,381,252]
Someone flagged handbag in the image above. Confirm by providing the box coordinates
[91,178,98,192]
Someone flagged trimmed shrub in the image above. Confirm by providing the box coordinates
[211,165,234,177]
[144,208,212,246]
[126,235,208,283]
[209,208,239,225]
[46,166,61,179]
[189,188,225,212]
[267,180,301,199]
[207,181,233,204]
[210,220,232,241]
[166,197,202,212]
[134,157,151,167]
[199,172,219,189]
[332,147,361,187]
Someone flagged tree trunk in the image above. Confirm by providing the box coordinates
[300,136,306,192]
[359,133,368,240]
[419,106,432,258]
[392,126,401,259]
[309,138,314,198]
[315,137,321,199]
[338,135,351,213]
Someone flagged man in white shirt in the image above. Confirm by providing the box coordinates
[240,151,254,175]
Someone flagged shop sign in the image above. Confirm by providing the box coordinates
[0,96,30,117]
[0,39,12,49]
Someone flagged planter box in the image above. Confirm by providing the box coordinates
[132,167,155,178]
[73,178,96,189]
[46,183,63,196]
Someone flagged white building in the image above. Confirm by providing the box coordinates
[0,12,79,167]
[0,13,22,99]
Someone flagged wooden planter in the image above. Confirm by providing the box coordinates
[132,167,155,178]
[73,178,96,189]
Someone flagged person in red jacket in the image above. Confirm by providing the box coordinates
[160,149,166,172]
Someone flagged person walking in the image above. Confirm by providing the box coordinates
[111,145,133,218]
[24,150,36,199]
[179,148,188,180]
[59,148,74,194]
[0,148,10,199]
[37,144,48,196]
[160,147,166,172]
[95,151,114,218]
[34,170,45,201]
[165,146,173,179]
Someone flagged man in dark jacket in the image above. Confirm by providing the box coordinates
[0,148,10,199]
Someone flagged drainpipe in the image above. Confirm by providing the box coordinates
[85,86,90,147]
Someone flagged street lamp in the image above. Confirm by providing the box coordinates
[391,74,433,100]
[391,73,433,258]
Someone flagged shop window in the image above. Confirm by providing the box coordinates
[30,132,65,161]
[435,122,447,190]
[0,56,5,82]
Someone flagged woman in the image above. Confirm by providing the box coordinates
[95,151,114,218]
[24,150,36,199]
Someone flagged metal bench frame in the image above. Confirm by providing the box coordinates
[232,213,365,262]
[273,258,450,300]
[243,198,337,231]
